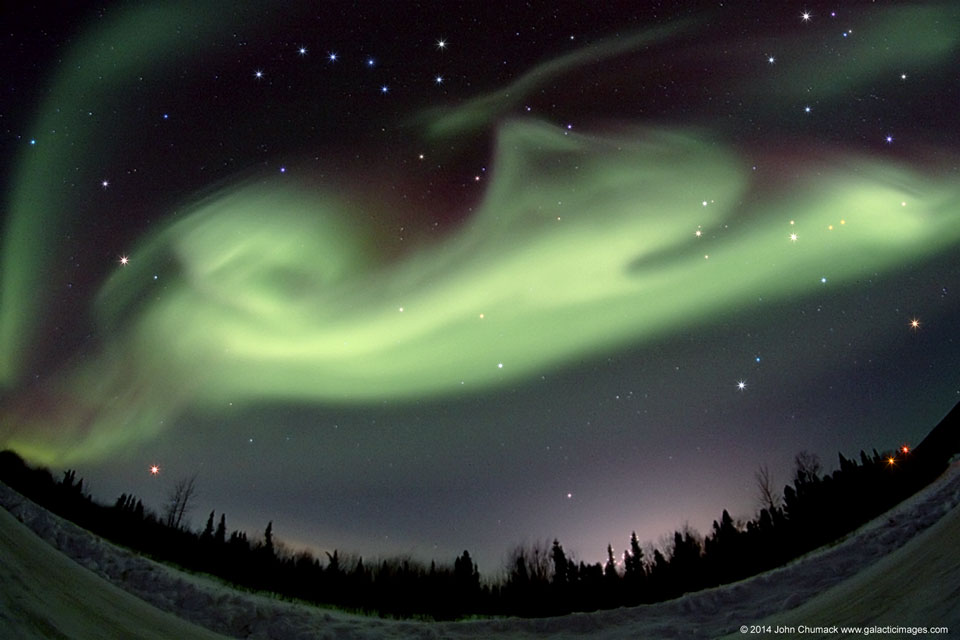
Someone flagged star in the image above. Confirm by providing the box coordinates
[328,52,338,62]
[804,106,811,113]
[435,75,444,84]
[909,318,921,330]
[767,55,776,64]
[497,362,504,369]
[254,69,263,79]
[736,380,747,391]
[885,134,894,144]
[436,38,447,50]
[694,229,702,237]
[366,57,376,67]
[789,233,798,242]
[101,179,109,188]
[380,85,389,94]
[900,73,908,80]
[119,255,130,266]
[149,465,160,475]
[801,11,812,22]
[297,46,307,56]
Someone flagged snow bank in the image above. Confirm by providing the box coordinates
[2,462,959,639]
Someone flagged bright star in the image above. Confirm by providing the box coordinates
[328,52,338,62]
[804,106,811,113]
[149,464,160,475]
[768,55,775,64]
[435,75,443,84]
[436,38,447,50]
[789,233,798,242]
[380,85,389,93]
[366,57,375,67]
[801,11,812,22]
[101,179,109,188]
[885,135,894,144]
[254,70,263,79]
[736,380,747,391]
[900,73,907,80]
[497,363,503,369]
[909,318,920,330]
[119,255,130,266]
[298,46,307,56]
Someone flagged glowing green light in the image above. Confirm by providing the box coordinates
[2,3,960,465]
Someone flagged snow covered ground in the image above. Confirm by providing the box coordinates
[2,463,959,639]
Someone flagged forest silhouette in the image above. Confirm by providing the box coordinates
[1,401,957,620]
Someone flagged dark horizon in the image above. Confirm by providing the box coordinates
[4,397,955,620]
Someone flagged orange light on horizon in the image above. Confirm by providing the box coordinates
[901,445,910,454]
[887,456,896,466]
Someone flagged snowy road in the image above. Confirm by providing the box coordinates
[2,462,959,639]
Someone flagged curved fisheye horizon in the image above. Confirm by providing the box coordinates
[1,0,959,575]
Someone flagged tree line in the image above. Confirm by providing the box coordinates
[0,417,955,619]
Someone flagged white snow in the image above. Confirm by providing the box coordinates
[2,462,959,639]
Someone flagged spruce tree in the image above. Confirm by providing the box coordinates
[214,514,226,545]
[201,510,215,541]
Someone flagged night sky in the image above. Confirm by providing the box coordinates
[2,1,959,574]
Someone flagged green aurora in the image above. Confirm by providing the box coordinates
[2,3,960,465]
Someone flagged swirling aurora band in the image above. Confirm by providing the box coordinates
[2,3,959,465]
